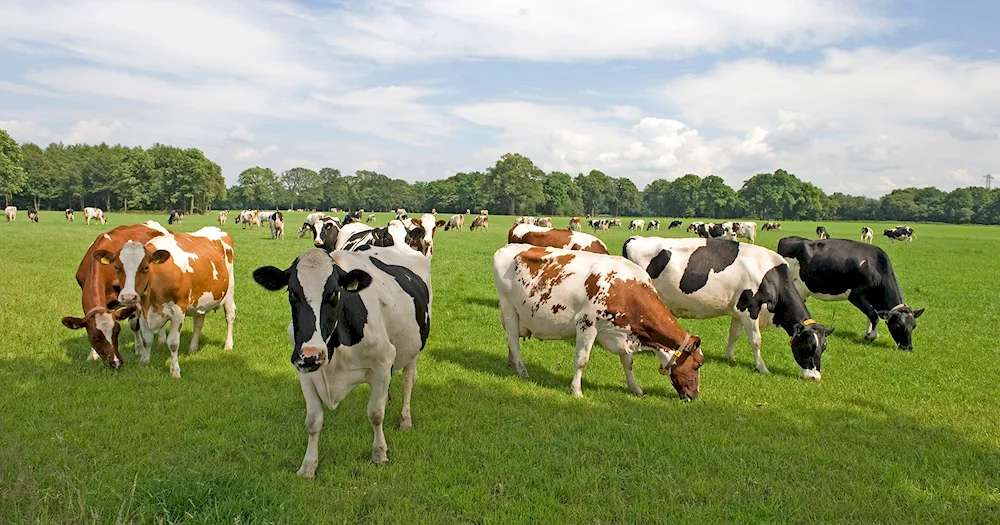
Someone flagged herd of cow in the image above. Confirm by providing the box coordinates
[44,208,925,477]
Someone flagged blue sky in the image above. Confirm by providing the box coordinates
[1,0,998,196]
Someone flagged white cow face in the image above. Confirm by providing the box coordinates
[61,306,137,368]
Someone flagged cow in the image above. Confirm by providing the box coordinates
[395,209,408,222]
[252,245,432,473]
[5,206,15,222]
[27,207,38,222]
[816,226,830,240]
[168,209,184,225]
[508,224,609,254]
[691,222,725,239]
[93,227,236,378]
[884,226,913,244]
[777,236,924,350]
[623,237,833,380]
[344,210,363,225]
[493,244,704,399]
[258,211,278,226]
[515,216,537,225]
[66,209,75,221]
[83,207,106,225]
[366,214,377,223]
[62,221,171,368]
[535,217,552,228]
[647,220,661,231]
[610,219,622,229]
[861,226,874,244]
[298,212,327,239]
[763,222,783,231]
[470,215,489,232]
[237,210,258,229]
[629,219,645,231]
[686,222,704,234]
[431,208,437,215]
[729,221,757,244]
[480,209,489,216]
[270,211,285,240]
[313,217,343,250]
[407,214,447,259]
[444,214,464,231]
[336,220,423,253]
[568,217,581,231]
[589,218,610,232]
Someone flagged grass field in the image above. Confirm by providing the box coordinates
[1,211,998,523]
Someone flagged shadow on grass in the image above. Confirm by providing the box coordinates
[462,296,498,309]
[59,323,228,374]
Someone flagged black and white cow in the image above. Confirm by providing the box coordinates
[777,236,924,350]
[690,222,726,239]
[883,226,913,244]
[314,217,342,251]
[252,245,432,474]
[168,209,184,225]
[816,226,830,240]
[65,208,75,221]
[646,220,661,231]
[270,211,285,240]
[27,207,38,222]
[861,226,874,244]
[343,210,363,225]
[623,237,833,379]
[729,222,757,244]
[628,219,645,231]
[667,220,682,229]
[335,220,423,253]
[394,209,408,222]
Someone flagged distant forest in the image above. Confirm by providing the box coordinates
[1,130,998,224]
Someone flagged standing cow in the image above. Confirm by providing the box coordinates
[66,209,75,221]
[646,220,661,231]
[270,211,285,240]
[27,207,38,222]
[493,244,704,399]
[568,217,581,231]
[508,224,608,254]
[729,222,757,244]
[253,245,432,474]
[83,207,106,225]
[667,220,682,229]
[629,219,645,231]
[444,214,464,231]
[218,210,228,226]
[861,226,873,243]
[816,226,830,240]
[470,215,489,232]
[168,209,184,225]
[5,206,16,222]
[624,237,833,380]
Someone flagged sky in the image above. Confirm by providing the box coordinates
[0,0,998,197]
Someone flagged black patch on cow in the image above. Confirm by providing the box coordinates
[678,239,739,294]
[645,249,672,279]
[356,244,371,251]
[621,237,635,258]
[370,257,431,349]
[327,267,369,352]
[735,266,783,320]
[668,220,682,229]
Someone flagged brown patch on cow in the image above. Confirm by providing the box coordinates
[512,228,609,255]
[602,277,691,352]
[515,247,575,314]
[583,240,608,254]
[551,303,567,314]
[584,274,602,303]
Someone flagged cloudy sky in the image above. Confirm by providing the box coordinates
[1,0,998,196]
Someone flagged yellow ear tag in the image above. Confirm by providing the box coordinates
[100,256,111,265]
[802,319,816,326]
[346,281,358,291]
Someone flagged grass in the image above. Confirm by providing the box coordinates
[1,211,998,523]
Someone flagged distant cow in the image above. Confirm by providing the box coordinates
[407,214,447,259]
[535,217,552,228]
[816,226,830,240]
[762,222,782,231]
[444,214,464,231]
[470,215,489,231]
[629,219,644,231]
[691,222,726,239]
[667,220,682,230]
[395,209,408,222]
[493,244,704,399]
[515,216,536,225]
[27,207,38,222]
[344,210,363,225]
[366,214,377,223]
[298,212,327,240]
[729,221,757,244]
[624,236,832,379]
[646,220,661,231]
[568,217,581,231]
[589,218,610,232]
[336,220,422,254]
[66,209,75,221]
[83,207,106,225]
[883,226,913,244]
[480,210,489,216]
[5,206,16,222]
[218,210,228,225]
[508,224,609,254]
[168,209,184,225]
[253,245,432,472]
[236,210,258,229]
[686,222,703,234]
[94,227,235,377]
[270,211,285,240]
[861,226,873,243]
[778,236,924,350]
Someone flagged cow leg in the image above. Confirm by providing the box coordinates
[129,315,144,356]
[741,315,769,374]
[501,311,529,378]
[88,349,99,361]
[725,317,742,361]
[618,353,644,396]
[223,289,236,352]
[188,314,205,354]
[165,307,185,378]
[368,368,392,463]
[137,316,156,364]
[570,327,598,398]
[849,290,879,341]
[296,373,324,479]
[399,357,418,430]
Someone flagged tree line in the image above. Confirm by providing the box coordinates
[2,130,998,224]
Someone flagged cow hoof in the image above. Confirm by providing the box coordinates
[756,367,771,374]
[371,448,388,464]
[224,340,234,351]
[170,367,182,379]
[864,333,877,341]
[297,461,317,479]
[399,416,412,430]
[509,362,529,378]
[570,389,584,399]
[629,387,645,397]
[188,346,199,355]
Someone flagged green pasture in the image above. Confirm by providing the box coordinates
[1,211,998,523]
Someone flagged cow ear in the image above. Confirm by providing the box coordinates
[93,250,115,265]
[61,316,87,330]
[912,308,925,318]
[339,269,372,293]
[410,218,421,229]
[253,266,289,291]
[150,250,171,264]
[435,220,446,228]
[113,305,137,320]
[823,326,835,336]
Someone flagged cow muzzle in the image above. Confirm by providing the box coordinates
[119,293,139,305]
[801,368,822,381]
[294,345,327,370]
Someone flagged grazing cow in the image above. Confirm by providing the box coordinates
[470,215,489,231]
[493,245,704,399]
[568,217,581,231]
[395,208,409,222]
[883,226,914,244]
[62,221,171,368]
[344,210,363,225]
[508,224,609,254]
[66,209,75,221]
[762,222,783,231]
[816,226,830,240]
[95,227,236,378]
[646,220,661,231]
[729,221,757,244]
[218,210,228,225]
[535,217,552,228]
[624,237,832,379]
[27,207,38,222]
[270,211,285,240]
[444,214,464,231]
[83,207,106,225]
[515,216,537,225]
[686,221,704,234]
[407,214,447,258]
[366,214,377,223]
[691,222,726,239]
[4,206,15,222]
[861,226,874,243]
[336,220,422,253]
[589,218,611,232]
[253,245,432,473]
[298,212,327,239]
[629,219,645,231]
[777,236,924,350]
[236,209,259,229]
[610,219,622,229]
[168,209,184,225]
[664,220,679,229]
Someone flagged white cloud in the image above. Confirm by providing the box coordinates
[233,144,279,162]
[0,120,54,144]
[228,126,256,143]
[65,119,123,143]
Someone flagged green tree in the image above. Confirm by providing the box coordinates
[664,174,702,217]
[610,177,641,216]
[576,169,615,216]
[114,146,151,212]
[238,166,281,208]
[697,175,742,218]
[318,168,346,210]
[0,129,26,206]
[543,171,583,216]
[485,153,544,215]
[19,143,58,209]
[281,167,321,210]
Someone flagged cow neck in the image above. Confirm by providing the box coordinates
[770,283,814,337]
[82,265,112,310]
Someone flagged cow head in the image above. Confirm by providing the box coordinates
[253,249,372,372]
[61,306,137,368]
[93,241,171,306]
[657,337,704,401]
[409,215,445,258]
[316,219,341,249]
[789,320,834,380]
[878,305,924,350]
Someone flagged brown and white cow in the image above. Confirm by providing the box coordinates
[407,213,447,258]
[366,214,377,223]
[568,217,581,231]
[218,210,228,225]
[66,209,75,221]
[535,217,552,227]
[493,245,704,399]
[62,221,171,368]
[508,224,609,254]
[83,207,106,225]
[444,214,464,231]
[470,215,489,231]
[93,227,236,378]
